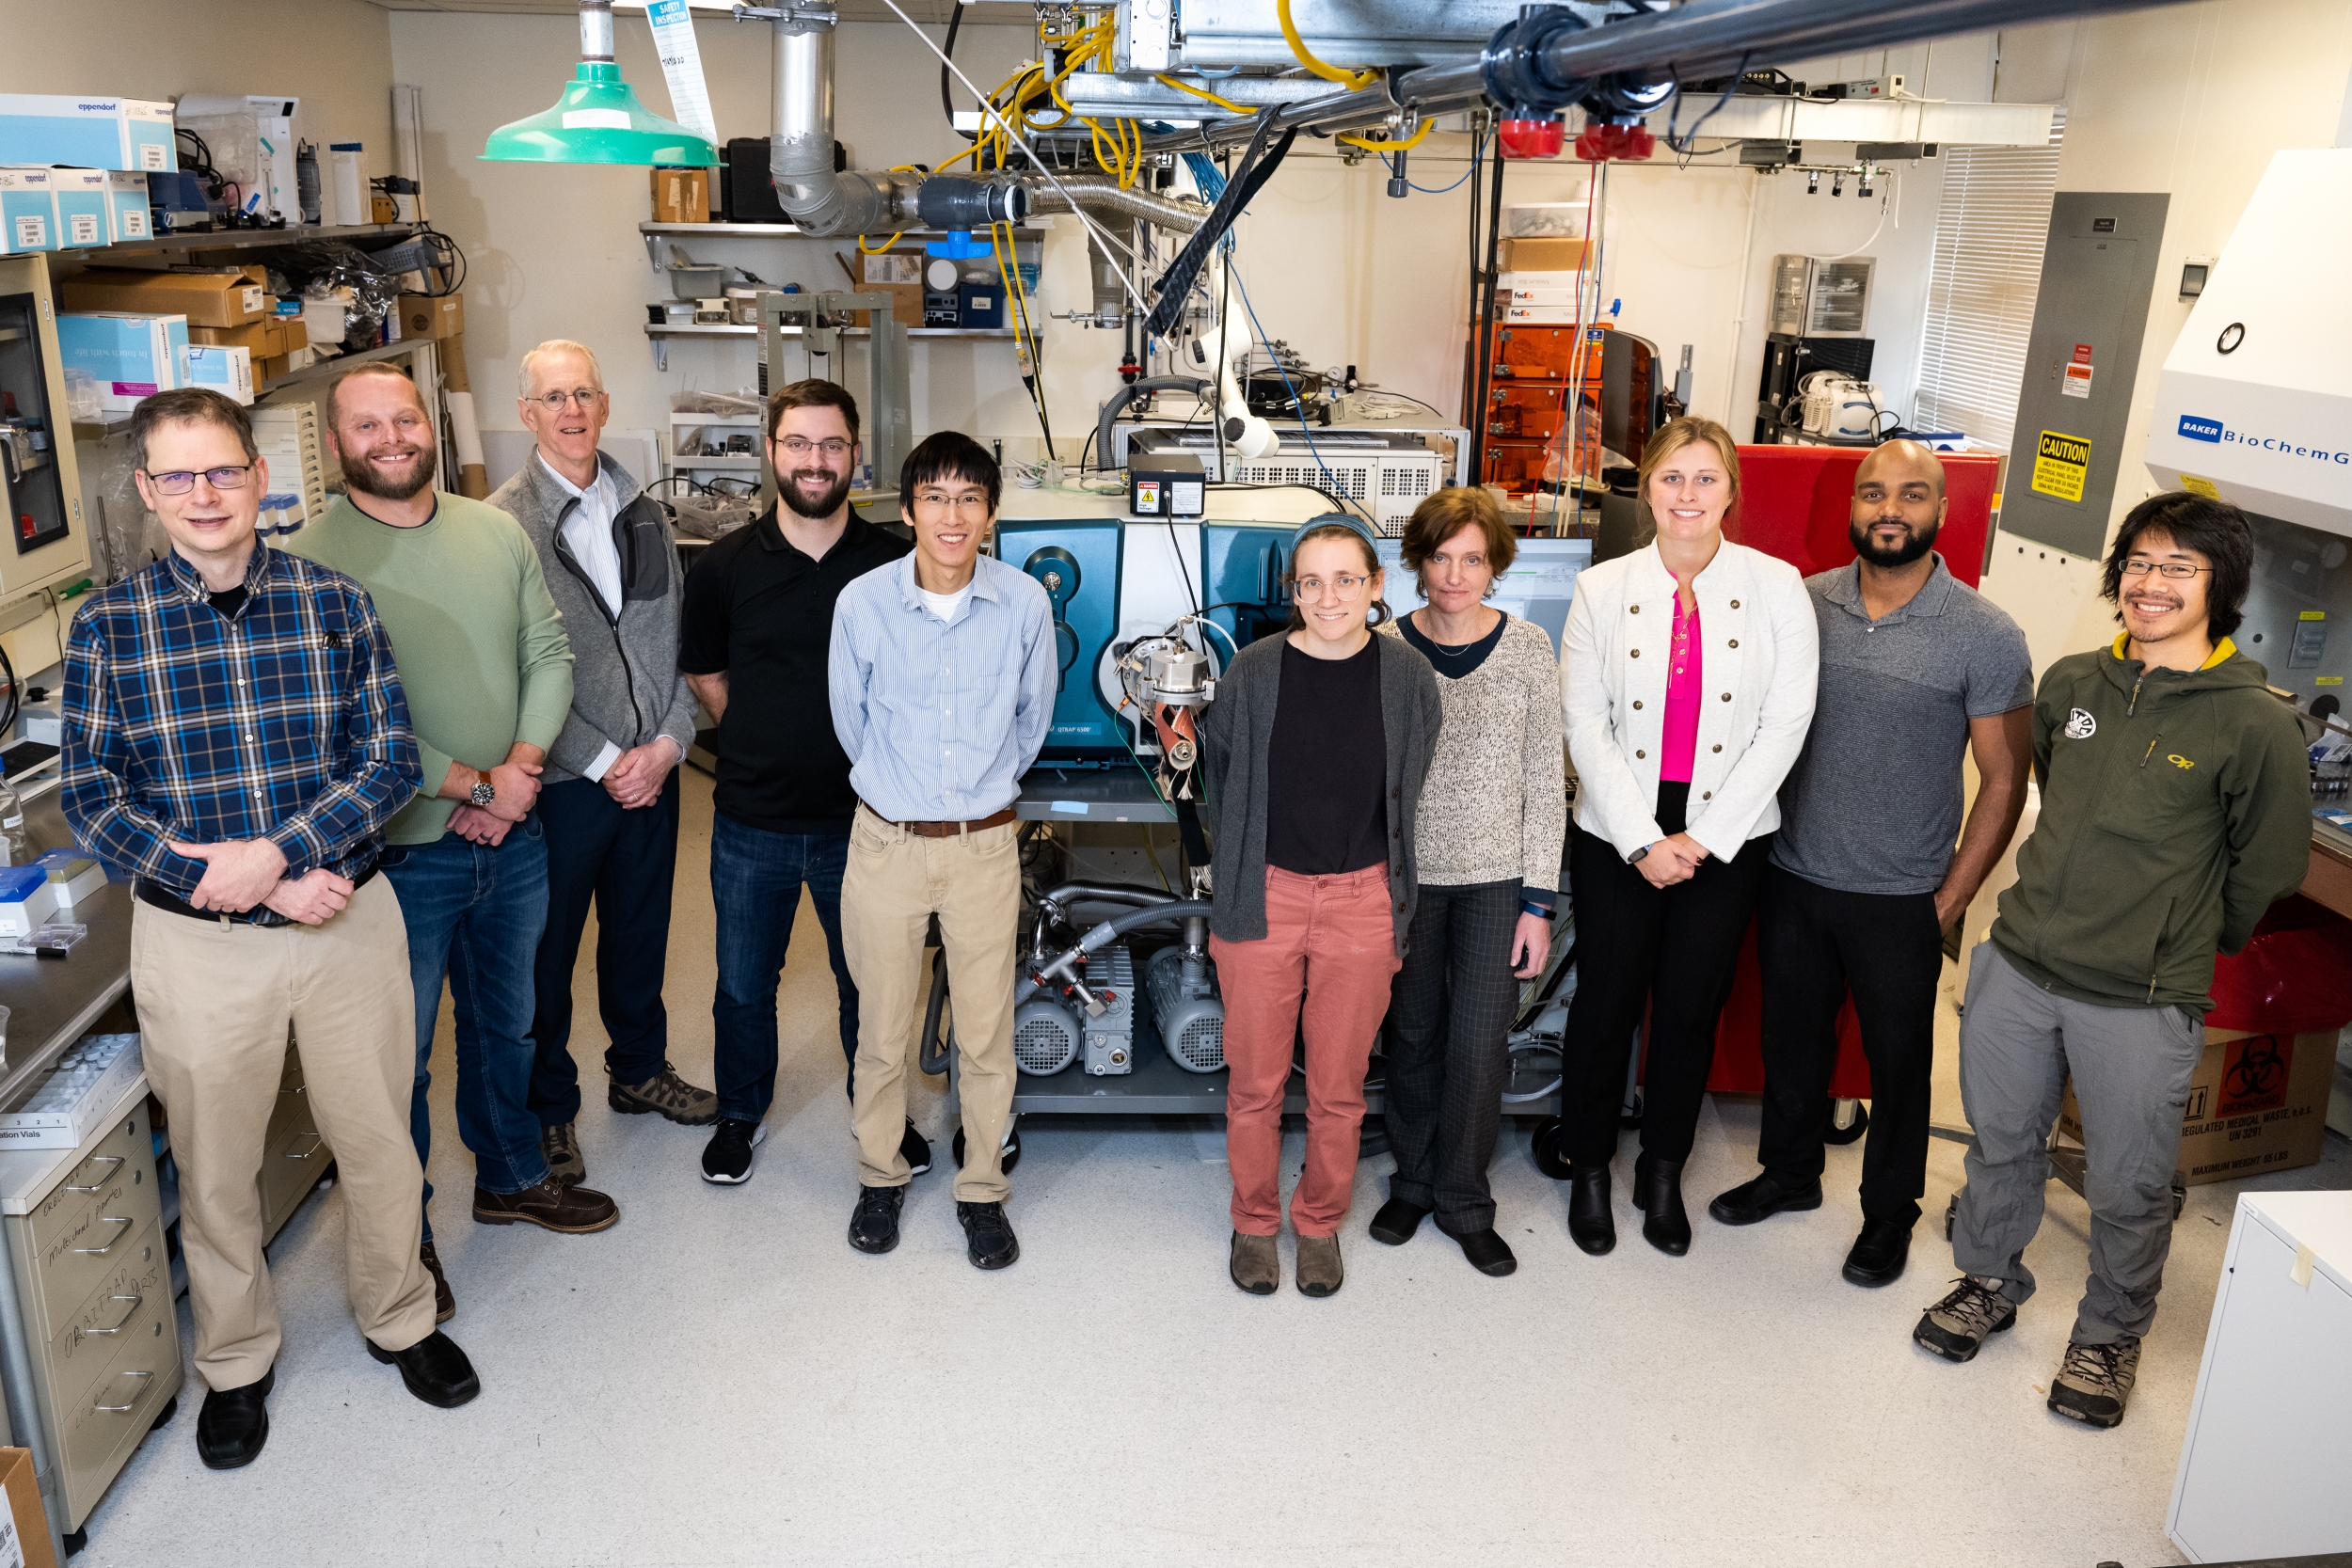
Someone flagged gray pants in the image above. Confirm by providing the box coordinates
[1954,942,2205,1345]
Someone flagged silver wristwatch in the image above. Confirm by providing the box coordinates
[469,773,496,809]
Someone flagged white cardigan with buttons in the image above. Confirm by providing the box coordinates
[1559,539,1819,863]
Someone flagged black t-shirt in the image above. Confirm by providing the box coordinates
[1263,636,1389,876]
[678,507,912,833]
[1396,607,1505,679]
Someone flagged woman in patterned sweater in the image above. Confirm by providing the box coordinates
[1371,488,1566,1275]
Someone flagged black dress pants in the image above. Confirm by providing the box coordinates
[1560,783,1770,1169]
[1385,879,1523,1233]
[1756,863,1944,1226]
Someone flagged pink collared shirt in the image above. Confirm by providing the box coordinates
[1660,592,1702,784]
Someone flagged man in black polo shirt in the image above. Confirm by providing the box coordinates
[680,380,917,1185]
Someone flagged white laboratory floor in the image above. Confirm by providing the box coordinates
[77,766,2352,1568]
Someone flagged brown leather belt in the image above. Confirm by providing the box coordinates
[859,802,1018,838]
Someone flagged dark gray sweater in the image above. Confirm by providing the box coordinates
[1200,629,1443,957]
[489,451,697,785]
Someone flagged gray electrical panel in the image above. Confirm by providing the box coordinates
[1999,192,2170,559]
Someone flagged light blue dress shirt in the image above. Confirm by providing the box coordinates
[828,551,1056,822]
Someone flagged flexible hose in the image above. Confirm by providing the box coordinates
[1016,899,1216,1007]
[1096,377,1211,472]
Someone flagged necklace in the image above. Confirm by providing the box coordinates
[1416,608,1494,654]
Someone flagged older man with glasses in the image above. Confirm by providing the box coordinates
[488,341,710,1192]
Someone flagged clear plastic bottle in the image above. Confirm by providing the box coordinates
[0,777,23,867]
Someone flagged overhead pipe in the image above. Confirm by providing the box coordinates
[1018,177,1208,233]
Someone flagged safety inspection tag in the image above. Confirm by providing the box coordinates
[647,0,720,147]
[2032,430,2091,503]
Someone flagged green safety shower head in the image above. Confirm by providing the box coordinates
[481,2,717,166]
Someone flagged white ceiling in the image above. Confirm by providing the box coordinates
[364,1,1030,20]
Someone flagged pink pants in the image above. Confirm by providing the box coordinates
[1211,863,1403,1238]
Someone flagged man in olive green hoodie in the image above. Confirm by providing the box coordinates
[1913,493,2309,1431]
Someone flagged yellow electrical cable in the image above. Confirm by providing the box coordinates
[1277,0,1378,90]
[1339,118,1434,152]
[1155,73,1253,116]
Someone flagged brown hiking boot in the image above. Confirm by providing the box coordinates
[609,1064,719,1126]
[1295,1233,1344,1297]
[1913,1275,2017,1362]
[472,1176,619,1234]
[1230,1231,1279,1295]
[540,1121,585,1186]
[2047,1336,2141,1428]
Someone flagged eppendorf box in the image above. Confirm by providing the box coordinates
[2062,1026,2338,1185]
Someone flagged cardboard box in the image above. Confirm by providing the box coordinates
[0,1447,60,1568]
[191,315,303,357]
[0,169,56,255]
[61,268,265,328]
[104,169,151,242]
[2060,1027,2339,1186]
[861,251,923,285]
[1502,304,1584,325]
[254,353,291,384]
[56,312,189,411]
[182,343,254,404]
[49,167,110,249]
[0,95,132,169]
[396,293,463,342]
[650,166,709,224]
[1499,237,1589,272]
[867,280,925,327]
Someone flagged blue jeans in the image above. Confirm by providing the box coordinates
[710,813,857,1124]
[380,816,554,1239]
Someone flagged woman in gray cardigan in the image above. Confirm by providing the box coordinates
[1200,515,1442,1301]
[1370,489,1565,1277]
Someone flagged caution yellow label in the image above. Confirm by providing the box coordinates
[2178,473,2220,499]
[2031,430,2090,503]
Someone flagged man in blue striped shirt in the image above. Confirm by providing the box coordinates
[829,433,1054,1268]
[64,388,480,1471]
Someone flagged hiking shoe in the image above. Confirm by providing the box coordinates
[2047,1337,2141,1429]
[956,1201,1020,1270]
[540,1122,585,1187]
[849,1184,905,1254]
[1913,1275,2017,1362]
[700,1118,766,1184]
[420,1240,454,1323]
[1230,1231,1279,1294]
[900,1117,932,1177]
[611,1064,720,1126]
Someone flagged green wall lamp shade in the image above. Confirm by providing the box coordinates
[481,62,717,166]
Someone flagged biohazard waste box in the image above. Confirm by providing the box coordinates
[2060,1027,2336,1186]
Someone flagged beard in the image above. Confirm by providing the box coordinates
[1851,515,1940,568]
[340,439,438,502]
[779,466,851,520]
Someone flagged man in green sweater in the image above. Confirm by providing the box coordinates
[289,364,617,1323]
[1915,492,2309,1431]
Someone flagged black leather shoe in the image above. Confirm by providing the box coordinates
[196,1366,274,1470]
[849,1184,905,1254]
[1454,1227,1518,1276]
[1842,1217,1913,1287]
[956,1200,1020,1270]
[1567,1165,1615,1255]
[1634,1152,1691,1257]
[1368,1196,1429,1246]
[366,1331,481,1409]
[1708,1170,1825,1227]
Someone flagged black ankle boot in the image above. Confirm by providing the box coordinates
[1635,1151,1691,1256]
[1567,1164,1615,1255]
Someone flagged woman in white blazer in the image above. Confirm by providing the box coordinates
[1556,417,1819,1258]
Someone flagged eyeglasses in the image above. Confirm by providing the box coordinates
[531,388,606,410]
[913,491,991,515]
[776,436,853,459]
[2120,559,2213,580]
[1293,573,1372,599]
[142,465,253,496]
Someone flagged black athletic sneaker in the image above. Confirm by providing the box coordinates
[900,1117,932,1176]
[850,1184,906,1254]
[700,1118,766,1185]
[956,1200,1020,1270]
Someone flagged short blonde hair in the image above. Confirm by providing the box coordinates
[517,339,603,397]
[1635,416,1741,509]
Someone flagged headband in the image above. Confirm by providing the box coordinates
[1291,513,1379,552]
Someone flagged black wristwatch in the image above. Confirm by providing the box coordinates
[469,771,496,809]
[1628,845,1650,864]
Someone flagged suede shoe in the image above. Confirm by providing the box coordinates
[539,1122,585,1187]
[1454,1227,1518,1277]
[366,1331,481,1409]
[957,1201,1020,1270]
[1708,1170,1824,1227]
[1634,1151,1691,1256]
[196,1366,274,1470]
[1842,1217,1913,1288]
[472,1176,619,1234]
[1567,1165,1616,1255]
[2047,1336,2140,1429]
[1295,1233,1344,1297]
[1367,1196,1428,1246]
[609,1063,720,1126]
[1230,1231,1279,1294]
[419,1240,454,1323]
[1914,1275,2017,1362]
[849,1184,905,1254]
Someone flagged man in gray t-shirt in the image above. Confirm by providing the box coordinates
[1708,441,2034,1290]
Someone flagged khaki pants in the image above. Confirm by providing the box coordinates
[133,878,437,1390]
[841,808,1021,1203]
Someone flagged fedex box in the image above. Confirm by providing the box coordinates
[51,167,110,249]
[0,169,56,255]
[182,343,254,404]
[105,169,151,242]
[0,94,130,168]
[57,312,189,411]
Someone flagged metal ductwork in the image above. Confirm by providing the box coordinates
[1019,177,1208,233]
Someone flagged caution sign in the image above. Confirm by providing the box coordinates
[2031,430,2090,503]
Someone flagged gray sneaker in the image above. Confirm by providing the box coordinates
[540,1122,584,1187]
[1913,1275,2017,1362]
[2047,1336,2141,1428]
[609,1064,719,1126]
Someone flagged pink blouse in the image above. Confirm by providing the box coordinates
[1660,593,1702,784]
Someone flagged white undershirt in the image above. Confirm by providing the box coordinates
[917,584,973,624]
[539,452,627,780]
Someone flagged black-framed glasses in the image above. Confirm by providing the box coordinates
[532,388,607,409]
[776,436,853,458]
[2120,559,2214,580]
[142,465,253,496]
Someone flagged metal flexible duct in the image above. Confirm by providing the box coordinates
[1018,177,1209,233]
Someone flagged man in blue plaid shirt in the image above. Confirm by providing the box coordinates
[64,388,483,1472]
